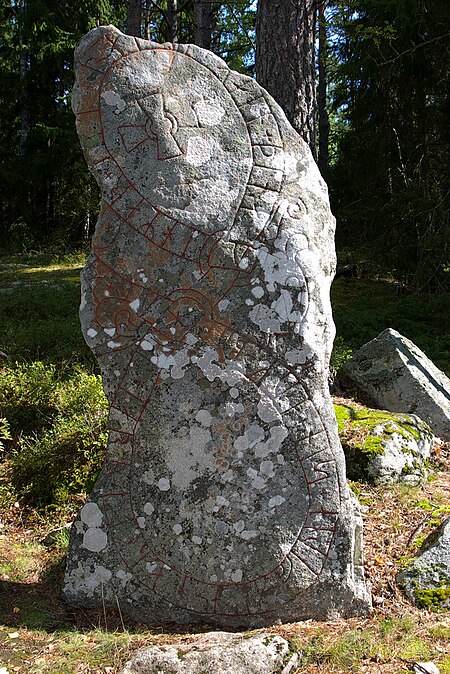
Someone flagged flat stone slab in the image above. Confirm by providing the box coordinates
[62,25,371,627]
[397,517,450,610]
[340,329,450,439]
[120,632,290,674]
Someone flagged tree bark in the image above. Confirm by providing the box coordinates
[18,0,29,158]
[194,0,213,50]
[317,0,330,174]
[126,0,142,37]
[166,0,178,43]
[256,0,317,156]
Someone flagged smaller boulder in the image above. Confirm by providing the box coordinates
[397,517,450,610]
[120,632,290,674]
[335,402,433,486]
[339,329,450,439]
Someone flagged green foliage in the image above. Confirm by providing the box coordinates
[215,1,256,75]
[0,362,108,507]
[0,416,11,451]
[330,335,353,371]
[332,273,450,376]
[296,615,435,670]
[0,252,93,364]
[0,0,121,250]
[328,0,450,290]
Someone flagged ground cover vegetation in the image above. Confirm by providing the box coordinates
[0,255,449,673]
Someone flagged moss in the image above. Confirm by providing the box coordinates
[414,585,450,609]
[334,402,430,482]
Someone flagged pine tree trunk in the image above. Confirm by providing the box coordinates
[194,0,213,50]
[318,0,330,174]
[143,0,151,39]
[18,0,29,158]
[166,0,178,43]
[256,0,317,156]
[126,0,142,37]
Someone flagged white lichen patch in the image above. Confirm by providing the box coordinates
[129,298,140,311]
[101,90,126,112]
[231,568,243,582]
[195,409,212,427]
[82,527,108,552]
[63,562,114,599]
[107,340,121,349]
[80,502,103,528]
[186,135,215,167]
[116,569,133,584]
[268,495,285,508]
[157,478,171,491]
[165,425,214,489]
[251,285,264,299]
[193,99,225,126]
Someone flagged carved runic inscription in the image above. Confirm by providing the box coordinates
[63,26,371,627]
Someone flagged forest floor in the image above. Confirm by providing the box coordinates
[0,252,449,673]
[1,454,449,674]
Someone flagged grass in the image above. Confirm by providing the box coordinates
[0,252,93,366]
[292,615,445,670]
[331,270,450,376]
[0,250,449,673]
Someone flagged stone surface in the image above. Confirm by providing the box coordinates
[335,403,434,486]
[340,328,450,439]
[397,517,450,610]
[120,631,289,674]
[62,25,371,626]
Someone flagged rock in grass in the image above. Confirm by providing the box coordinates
[339,329,450,440]
[63,25,371,627]
[397,517,450,610]
[335,403,434,486]
[120,632,289,674]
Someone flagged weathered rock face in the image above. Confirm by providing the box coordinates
[63,25,371,626]
[335,403,434,486]
[120,632,290,674]
[397,517,450,610]
[340,329,450,440]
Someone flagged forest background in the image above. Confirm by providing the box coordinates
[0,0,449,292]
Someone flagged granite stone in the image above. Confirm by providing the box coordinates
[120,632,290,674]
[340,328,450,440]
[62,25,371,626]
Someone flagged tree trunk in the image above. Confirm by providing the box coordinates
[317,0,330,174]
[166,0,178,43]
[143,0,151,39]
[194,0,213,50]
[256,0,317,156]
[126,0,142,37]
[18,0,29,158]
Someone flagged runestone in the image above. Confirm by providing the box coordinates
[63,25,371,626]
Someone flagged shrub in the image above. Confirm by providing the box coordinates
[0,362,108,507]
